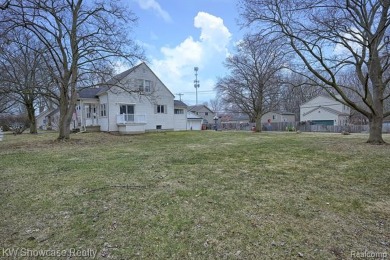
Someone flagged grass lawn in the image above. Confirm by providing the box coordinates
[0,131,389,259]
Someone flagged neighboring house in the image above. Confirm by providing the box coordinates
[261,111,295,123]
[36,108,60,130]
[37,62,196,133]
[186,112,203,130]
[221,114,250,124]
[173,100,188,131]
[188,105,215,124]
[219,112,295,124]
[300,95,350,125]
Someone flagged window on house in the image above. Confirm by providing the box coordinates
[205,112,208,116]
[156,105,167,114]
[120,105,134,115]
[136,79,152,92]
[136,79,144,92]
[120,104,135,121]
[272,115,276,120]
[100,104,107,117]
[144,80,151,92]
[156,125,162,129]
[174,109,184,114]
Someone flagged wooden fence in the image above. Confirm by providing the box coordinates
[207,121,389,133]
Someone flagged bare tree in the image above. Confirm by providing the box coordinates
[279,74,323,121]
[3,0,144,140]
[0,0,10,10]
[215,34,288,131]
[0,30,49,133]
[240,0,390,144]
[0,94,15,113]
[209,96,223,115]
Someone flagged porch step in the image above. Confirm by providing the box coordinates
[85,126,100,132]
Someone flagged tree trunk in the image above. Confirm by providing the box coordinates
[57,77,78,140]
[57,86,74,140]
[26,103,37,134]
[58,102,73,140]
[254,115,262,132]
[367,115,385,144]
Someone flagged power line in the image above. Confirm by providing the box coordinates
[176,93,184,101]
[180,90,215,94]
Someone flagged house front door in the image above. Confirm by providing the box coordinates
[85,104,99,126]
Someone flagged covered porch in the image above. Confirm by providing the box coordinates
[76,100,100,130]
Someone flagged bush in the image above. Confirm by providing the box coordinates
[286,125,296,132]
[0,114,30,134]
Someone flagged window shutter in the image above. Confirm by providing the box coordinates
[164,105,167,114]
[154,105,157,114]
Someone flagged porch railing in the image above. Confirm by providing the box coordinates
[117,114,146,124]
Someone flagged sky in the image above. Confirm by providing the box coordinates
[125,0,244,106]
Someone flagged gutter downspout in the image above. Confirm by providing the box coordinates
[107,96,110,132]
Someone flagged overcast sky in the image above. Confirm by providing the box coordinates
[125,0,243,106]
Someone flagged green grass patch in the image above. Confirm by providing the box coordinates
[0,131,389,259]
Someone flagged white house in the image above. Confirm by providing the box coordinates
[38,62,194,134]
[300,95,350,125]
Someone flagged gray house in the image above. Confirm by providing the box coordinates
[188,105,215,124]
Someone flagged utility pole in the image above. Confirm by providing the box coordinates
[176,93,184,101]
[194,67,200,105]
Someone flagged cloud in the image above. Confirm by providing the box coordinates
[194,12,232,53]
[333,27,363,56]
[136,0,172,23]
[150,12,232,104]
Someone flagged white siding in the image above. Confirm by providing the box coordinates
[99,94,109,131]
[302,107,338,122]
[105,63,175,132]
[300,95,350,124]
[174,110,188,131]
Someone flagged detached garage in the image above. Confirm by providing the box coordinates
[187,112,203,130]
[300,95,350,126]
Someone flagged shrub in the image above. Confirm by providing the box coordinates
[0,114,30,134]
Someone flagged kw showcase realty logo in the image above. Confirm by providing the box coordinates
[2,247,97,258]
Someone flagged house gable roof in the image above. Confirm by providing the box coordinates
[303,106,349,117]
[77,62,175,99]
[266,111,295,116]
[96,62,175,97]
[105,63,143,86]
[78,87,103,99]
[188,105,214,113]
[174,100,187,108]
[300,94,341,108]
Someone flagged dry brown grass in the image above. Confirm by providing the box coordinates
[0,131,389,259]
